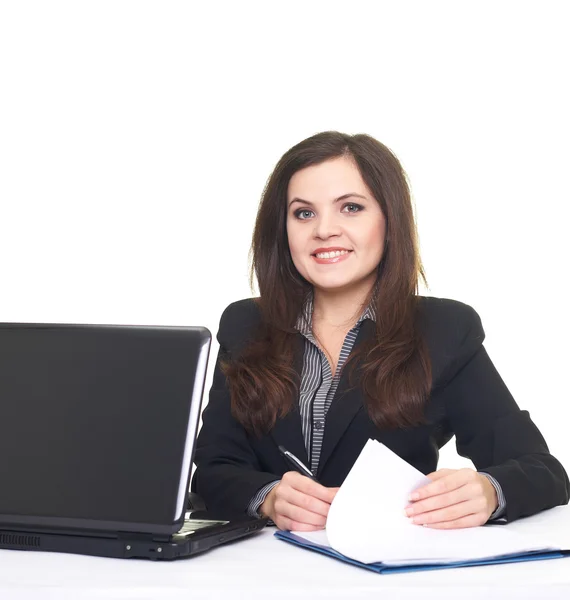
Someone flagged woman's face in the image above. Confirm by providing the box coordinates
[286,156,386,295]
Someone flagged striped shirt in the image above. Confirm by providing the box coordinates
[296,296,376,474]
[247,298,506,521]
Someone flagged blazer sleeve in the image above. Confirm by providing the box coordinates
[191,304,280,514]
[439,304,569,522]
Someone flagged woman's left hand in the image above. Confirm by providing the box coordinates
[405,468,499,529]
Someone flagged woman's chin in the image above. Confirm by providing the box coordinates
[311,278,362,293]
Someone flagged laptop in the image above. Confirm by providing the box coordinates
[0,323,267,560]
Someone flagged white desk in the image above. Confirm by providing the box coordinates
[1,506,569,600]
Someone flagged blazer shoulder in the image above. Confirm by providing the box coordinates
[417,296,483,336]
[217,297,262,353]
[416,295,486,387]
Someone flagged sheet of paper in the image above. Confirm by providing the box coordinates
[314,439,559,565]
[290,529,330,547]
[324,438,430,561]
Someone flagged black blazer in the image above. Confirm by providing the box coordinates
[192,296,569,522]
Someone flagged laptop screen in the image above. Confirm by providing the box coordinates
[0,324,210,532]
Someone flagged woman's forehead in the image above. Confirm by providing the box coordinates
[287,157,369,201]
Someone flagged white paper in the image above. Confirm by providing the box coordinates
[294,439,561,566]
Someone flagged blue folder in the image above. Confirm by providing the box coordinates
[275,530,569,574]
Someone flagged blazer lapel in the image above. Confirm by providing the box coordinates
[269,333,310,467]
[317,319,375,477]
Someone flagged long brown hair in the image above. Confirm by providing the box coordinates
[224,131,432,437]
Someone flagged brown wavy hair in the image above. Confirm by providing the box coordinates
[223,131,432,437]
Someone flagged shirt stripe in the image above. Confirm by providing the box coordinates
[480,472,507,520]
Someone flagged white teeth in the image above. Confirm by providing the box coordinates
[315,250,349,259]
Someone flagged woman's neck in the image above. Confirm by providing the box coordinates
[312,279,376,329]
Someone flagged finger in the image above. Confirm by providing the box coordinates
[406,482,479,517]
[274,516,324,532]
[409,469,476,502]
[423,513,487,530]
[290,477,338,504]
[278,485,333,518]
[424,469,455,481]
[409,498,484,526]
[274,497,327,527]
[283,471,338,504]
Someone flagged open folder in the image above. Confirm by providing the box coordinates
[275,440,570,573]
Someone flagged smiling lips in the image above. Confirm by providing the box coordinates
[312,248,353,265]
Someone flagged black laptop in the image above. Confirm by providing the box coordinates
[0,323,266,560]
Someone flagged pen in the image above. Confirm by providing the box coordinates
[278,445,318,481]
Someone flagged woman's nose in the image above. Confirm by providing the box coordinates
[313,213,341,239]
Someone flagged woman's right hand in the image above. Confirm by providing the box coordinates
[259,471,339,531]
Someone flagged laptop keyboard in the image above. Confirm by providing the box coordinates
[174,513,229,538]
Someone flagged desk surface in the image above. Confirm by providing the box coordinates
[1,506,569,600]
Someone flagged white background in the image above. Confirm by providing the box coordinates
[1,0,568,471]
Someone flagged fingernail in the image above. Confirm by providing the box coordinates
[409,492,419,501]
[405,507,413,516]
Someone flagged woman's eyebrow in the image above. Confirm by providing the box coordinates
[288,193,368,208]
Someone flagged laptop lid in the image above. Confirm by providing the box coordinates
[0,323,211,537]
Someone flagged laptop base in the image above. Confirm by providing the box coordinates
[0,517,267,560]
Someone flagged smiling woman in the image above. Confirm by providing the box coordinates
[192,131,569,533]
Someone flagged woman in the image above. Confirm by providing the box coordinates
[192,131,569,532]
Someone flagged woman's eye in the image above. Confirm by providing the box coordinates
[295,209,314,220]
[343,203,363,214]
